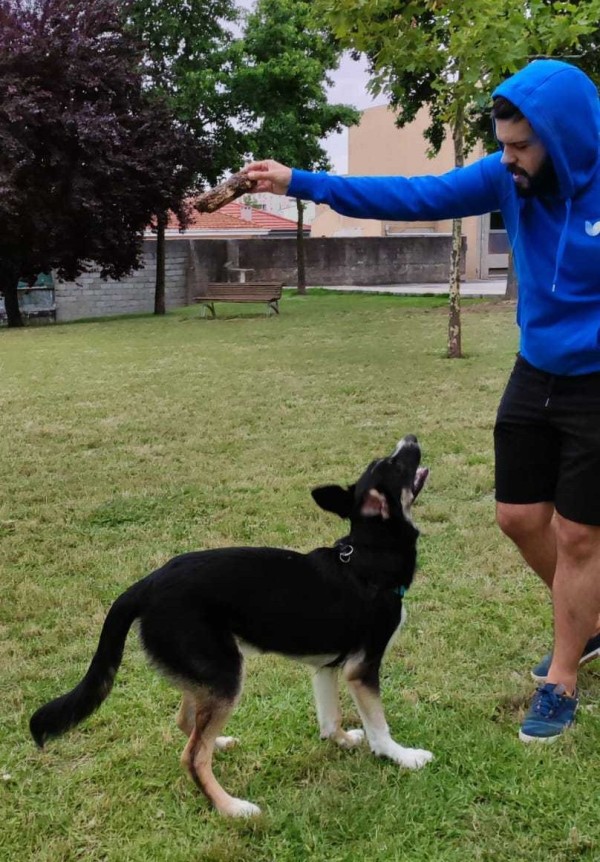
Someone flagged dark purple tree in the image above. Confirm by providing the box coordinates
[0,0,211,327]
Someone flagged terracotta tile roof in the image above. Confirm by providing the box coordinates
[220,202,300,231]
[164,208,260,232]
[147,198,305,237]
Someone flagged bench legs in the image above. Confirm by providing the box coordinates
[199,301,216,319]
[198,300,279,318]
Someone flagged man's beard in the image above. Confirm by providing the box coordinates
[511,155,559,198]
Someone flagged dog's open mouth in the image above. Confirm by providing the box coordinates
[412,467,429,500]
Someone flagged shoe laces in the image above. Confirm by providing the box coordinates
[533,684,569,718]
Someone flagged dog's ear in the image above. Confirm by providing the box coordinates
[311,484,355,518]
[360,488,390,519]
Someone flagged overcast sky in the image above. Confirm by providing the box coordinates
[235,0,387,173]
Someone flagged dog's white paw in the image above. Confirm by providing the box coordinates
[215,736,239,751]
[321,727,365,748]
[393,745,434,769]
[221,798,261,818]
[373,741,434,769]
[400,747,434,769]
[338,728,365,748]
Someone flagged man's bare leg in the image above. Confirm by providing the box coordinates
[546,516,600,692]
[496,502,557,586]
[497,502,600,685]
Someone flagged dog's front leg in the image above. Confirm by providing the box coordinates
[343,661,433,769]
[311,667,364,748]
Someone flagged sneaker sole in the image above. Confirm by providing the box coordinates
[530,647,600,684]
[519,729,561,744]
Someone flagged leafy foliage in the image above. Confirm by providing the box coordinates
[0,0,211,326]
[318,0,600,156]
[234,0,360,292]
[123,0,251,314]
[236,0,360,171]
[125,0,249,182]
[315,0,600,355]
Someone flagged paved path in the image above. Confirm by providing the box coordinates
[310,279,507,298]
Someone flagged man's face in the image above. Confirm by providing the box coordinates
[495,116,556,197]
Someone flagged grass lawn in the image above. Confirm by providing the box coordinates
[2,292,599,862]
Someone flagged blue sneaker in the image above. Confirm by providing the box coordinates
[519,683,578,743]
[531,632,600,682]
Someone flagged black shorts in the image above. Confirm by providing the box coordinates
[494,355,600,526]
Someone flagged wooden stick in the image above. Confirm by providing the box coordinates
[195,172,257,214]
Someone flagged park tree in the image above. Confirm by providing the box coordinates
[468,4,600,301]
[0,0,210,328]
[125,0,250,314]
[236,0,360,294]
[317,0,600,356]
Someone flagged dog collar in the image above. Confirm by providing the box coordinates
[337,543,409,598]
[338,543,354,563]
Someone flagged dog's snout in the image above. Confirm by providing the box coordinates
[392,435,419,457]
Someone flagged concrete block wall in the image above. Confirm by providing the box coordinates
[55,241,189,322]
[54,234,460,322]
[233,235,459,286]
[186,234,460,289]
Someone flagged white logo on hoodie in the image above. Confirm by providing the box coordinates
[585,220,600,237]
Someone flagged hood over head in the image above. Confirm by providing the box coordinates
[493,60,600,199]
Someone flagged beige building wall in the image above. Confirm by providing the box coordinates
[312,105,487,279]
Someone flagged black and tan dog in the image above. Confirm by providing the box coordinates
[30,435,432,817]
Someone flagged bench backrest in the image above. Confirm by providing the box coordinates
[200,283,283,301]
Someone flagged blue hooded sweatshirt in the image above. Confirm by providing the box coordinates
[288,60,600,375]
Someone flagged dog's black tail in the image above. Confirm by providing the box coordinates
[29,579,147,748]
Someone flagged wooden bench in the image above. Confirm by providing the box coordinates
[193,282,283,318]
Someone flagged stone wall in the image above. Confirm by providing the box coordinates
[55,234,460,322]
[55,241,189,322]
[235,235,458,286]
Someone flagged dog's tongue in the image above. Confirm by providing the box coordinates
[413,467,429,498]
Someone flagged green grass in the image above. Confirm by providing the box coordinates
[2,292,599,862]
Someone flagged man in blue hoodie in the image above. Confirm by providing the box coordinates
[245,59,600,743]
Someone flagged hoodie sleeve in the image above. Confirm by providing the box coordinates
[288,154,503,221]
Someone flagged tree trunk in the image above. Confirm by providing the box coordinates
[296,199,306,295]
[154,213,166,315]
[505,249,518,300]
[448,103,465,359]
[0,260,24,328]
[448,216,462,359]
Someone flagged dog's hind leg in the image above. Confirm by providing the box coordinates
[180,690,259,818]
[177,691,239,751]
[312,667,364,749]
[177,692,240,749]
[177,692,196,737]
[343,658,433,770]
